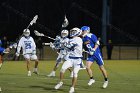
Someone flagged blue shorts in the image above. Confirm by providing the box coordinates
[87,52,104,66]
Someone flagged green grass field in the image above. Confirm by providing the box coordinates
[0,60,140,93]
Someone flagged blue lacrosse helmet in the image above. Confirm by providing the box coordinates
[81,26,90,32]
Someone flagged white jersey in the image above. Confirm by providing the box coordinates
[17,36,36,55]
[59,37,69,55]
[68,37,83,58]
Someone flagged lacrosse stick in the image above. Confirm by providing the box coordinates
[34,30,56,40]
[26,15,38,30]
[17,15,38,43]
[62,15,69,28]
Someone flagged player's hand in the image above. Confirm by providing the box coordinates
[50,42,55,49]
[89,48,95,55]
[3,48,10,53]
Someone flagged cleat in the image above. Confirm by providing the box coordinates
[88,79,95,86]
[69,87,74,93]
[70,72,73,78]
[47,71,55,77]
[33,71,39,75]
[79,66,86,70]
[79,64,86,70]
[54,82,63,89]
[103,81,108,88]
[28,71,31,76]
[0,87,2,92]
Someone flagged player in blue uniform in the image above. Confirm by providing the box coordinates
[0,39,10,69]
[81,26,108,88]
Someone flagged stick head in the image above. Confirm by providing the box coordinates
[30,15,38,25]
[62,15,69,28]
[34,30,44,36]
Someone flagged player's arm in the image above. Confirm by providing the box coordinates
[16,38,22,56]
[91,34,100,51]
[32,37,36,55]
[0,47,10,54]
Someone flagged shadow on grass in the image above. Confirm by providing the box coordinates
[29,85,67,92]
[43,82,71,87]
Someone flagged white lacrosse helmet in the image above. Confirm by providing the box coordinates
[61,30,69,38]
[70,27,81,37]
[23,29,30,37]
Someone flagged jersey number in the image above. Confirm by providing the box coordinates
[25,43,31,49]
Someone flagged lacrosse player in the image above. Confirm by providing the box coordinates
[47,29,73,77]
[54,27,83,93]
[0,39,12,92]
[81,26,108,88]
[0,39,11,69]
[16,29,39,76]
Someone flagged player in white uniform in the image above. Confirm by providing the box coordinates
[47,30,72,77]
[54,27,83,93]
[16,29,39,76]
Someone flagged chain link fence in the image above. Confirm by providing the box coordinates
[2,44,140,61]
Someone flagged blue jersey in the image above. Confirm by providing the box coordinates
[0,40,4,54]
[0,40,2,46]
[83,33,104,66]
[83,33,100,54]
[0,47,4,54]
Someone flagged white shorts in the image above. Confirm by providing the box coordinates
[62,58,82,73]
[23,54,38,60]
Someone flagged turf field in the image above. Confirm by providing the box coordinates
[0,60,140,93]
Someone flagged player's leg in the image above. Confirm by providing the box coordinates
[0,55,3,68]
[31,55,39,74]
[54,60,72,89]
[99,65,108,88]
[96,53,108,88]
[63,54,73,77]
[69,59,81,93]
[47,54,62,77]
[86,60,95,86]
[24,54,31,76]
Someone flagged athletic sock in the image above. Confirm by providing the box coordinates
[105,78,108,81]
[90,76,93,79]
[34,68,38,72]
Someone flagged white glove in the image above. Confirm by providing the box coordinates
[89,49,95,55]
[16,52,20,56]
[50,42,55,49]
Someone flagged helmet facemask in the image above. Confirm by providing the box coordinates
[23,29,30,37]
[61,30,69,38]
[70,27,81,37]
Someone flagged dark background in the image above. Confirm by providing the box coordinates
[0,0,140,44]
